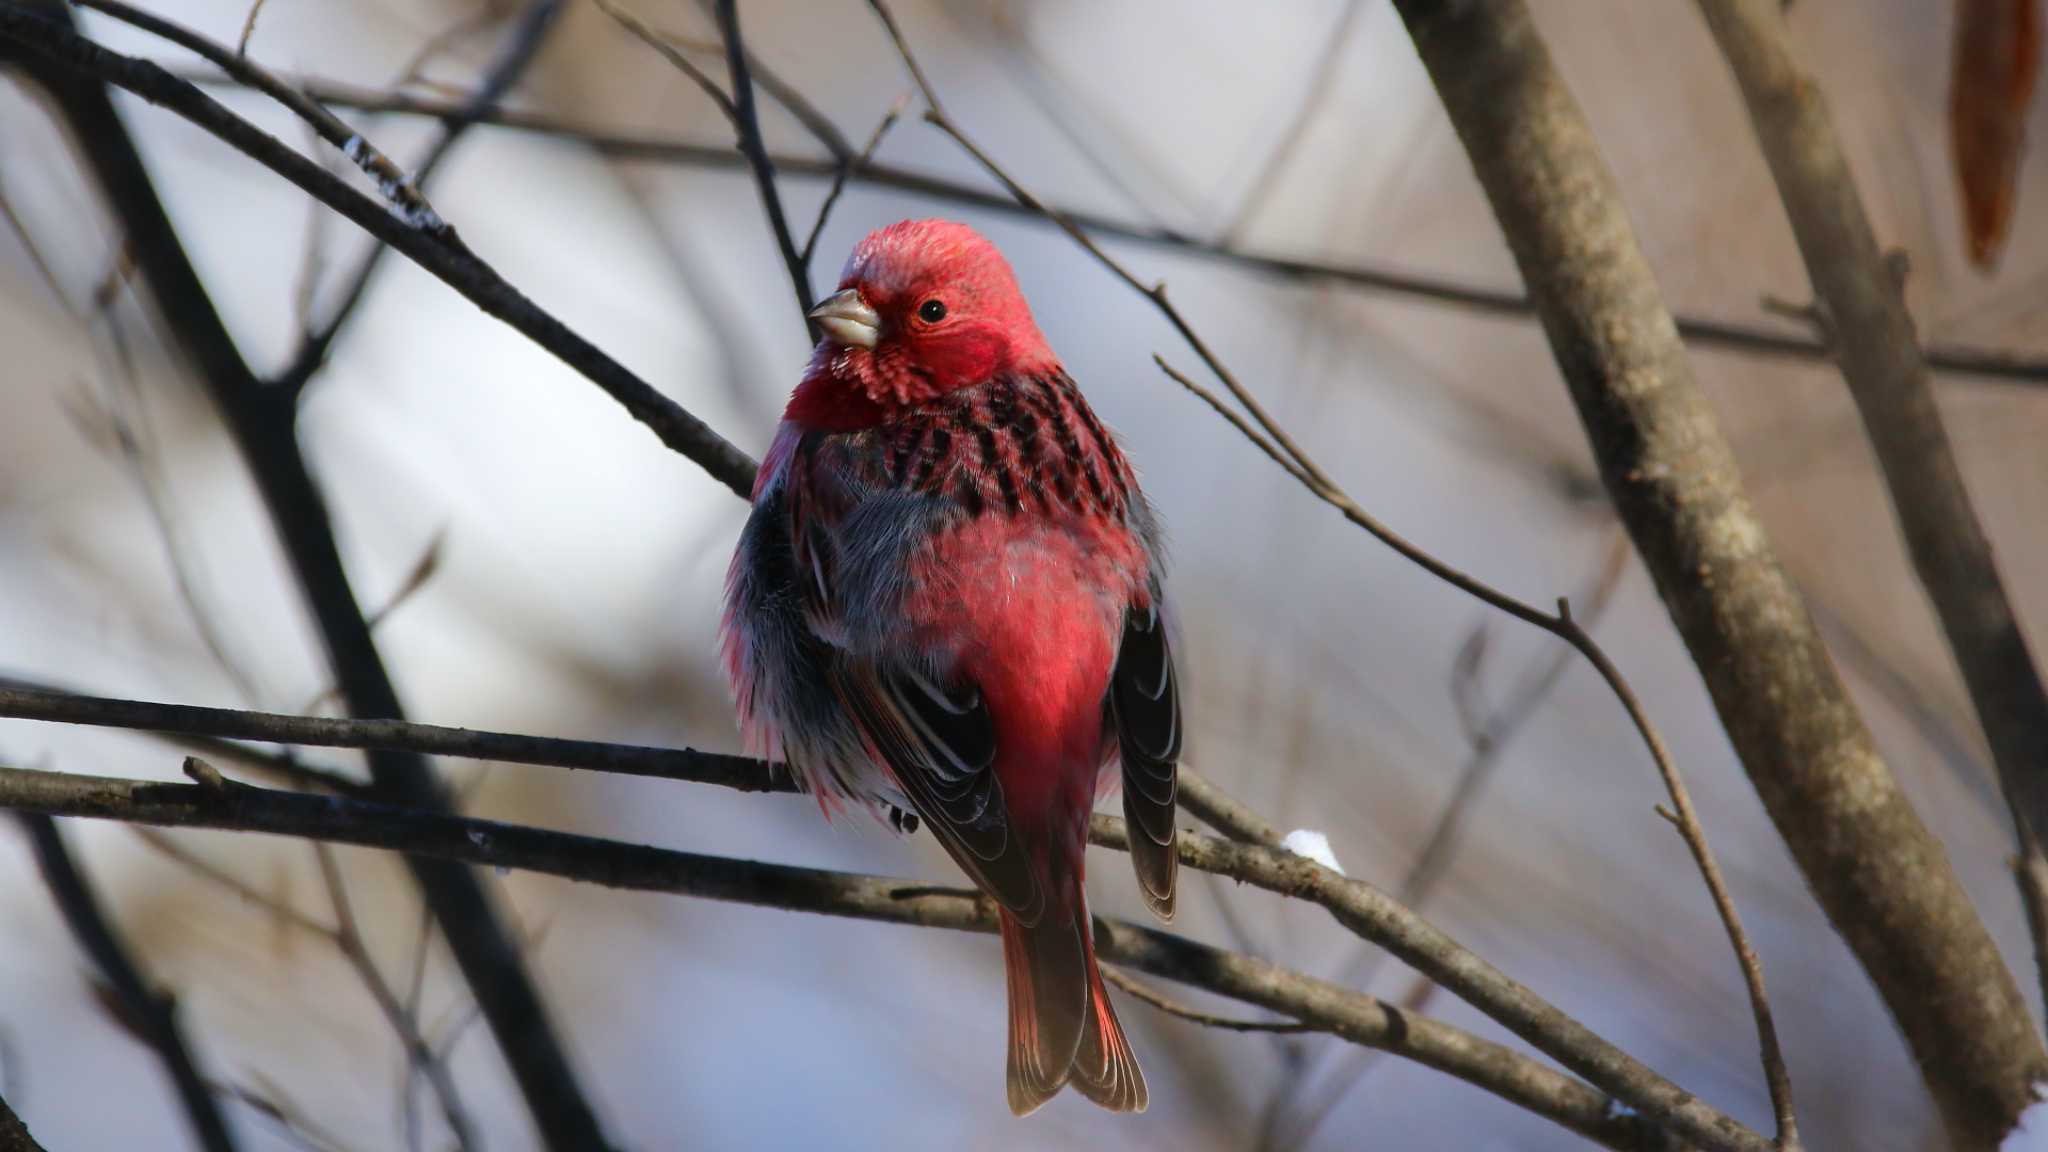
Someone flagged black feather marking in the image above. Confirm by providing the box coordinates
[834,663,1045,923]
[1046,379,1110,511]
[1022,378,1080,508]
[1064,377,1127,515]
[913,424,950,491]
[976,424,1022,514]
[954,464,986,518]
[1110,598,1180,920]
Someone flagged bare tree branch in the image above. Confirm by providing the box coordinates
[0,680,1768,1151]
[1385,2,2048,1147]
[0,760,1693,1152]
[17,813,238,1152]
[1696,0,2048,1041]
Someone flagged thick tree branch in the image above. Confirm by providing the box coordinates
[0,761,1681,1152]
[1696,0,2048,1032]
[1385,2,2048,1148]
[1,9,615,1148]
[17,814,237,1152]
[0,681,1765,1151]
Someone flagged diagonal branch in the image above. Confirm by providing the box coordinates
[17,813,237,1152]
[1695,0,2048,1042]
[0,760,1695,1152]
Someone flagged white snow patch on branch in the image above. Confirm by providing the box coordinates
[1281,828,1344,875]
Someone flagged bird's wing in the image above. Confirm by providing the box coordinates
[1109,593,1180,921]
[833,660,1047,925]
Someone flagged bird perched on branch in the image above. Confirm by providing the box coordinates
[723,219,1182,1115]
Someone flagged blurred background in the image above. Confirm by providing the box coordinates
[1,1,2045,1148]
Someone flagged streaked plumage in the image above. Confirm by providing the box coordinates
[721,220,1181,1114]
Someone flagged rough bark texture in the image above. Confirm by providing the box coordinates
[1697,0,2048,1048]
[1388,3,2048,1147]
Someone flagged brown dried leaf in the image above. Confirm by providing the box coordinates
[1951,0,2041,269]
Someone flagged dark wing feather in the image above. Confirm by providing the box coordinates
[1110,598,1180,921]
[834,662,1047,925]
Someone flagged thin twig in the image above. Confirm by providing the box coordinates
[235,0,268,55]
[713,0,815,319]
[590,0,735,122]
[802,92,908,269]
[311,845,479,1152]
[131,828,335,937]
[1101,966,1312,1034]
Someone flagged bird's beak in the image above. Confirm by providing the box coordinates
[809,288,881,350]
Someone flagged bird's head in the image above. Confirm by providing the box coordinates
[788,219,1056,429]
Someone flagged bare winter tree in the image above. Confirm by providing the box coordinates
[0,2,2044,1149]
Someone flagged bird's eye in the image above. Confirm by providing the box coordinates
[917,298,948,323]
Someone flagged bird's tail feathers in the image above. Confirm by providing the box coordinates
[999,877,1148,1115]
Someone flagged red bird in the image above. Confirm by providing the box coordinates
[722,219,1181,1114]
